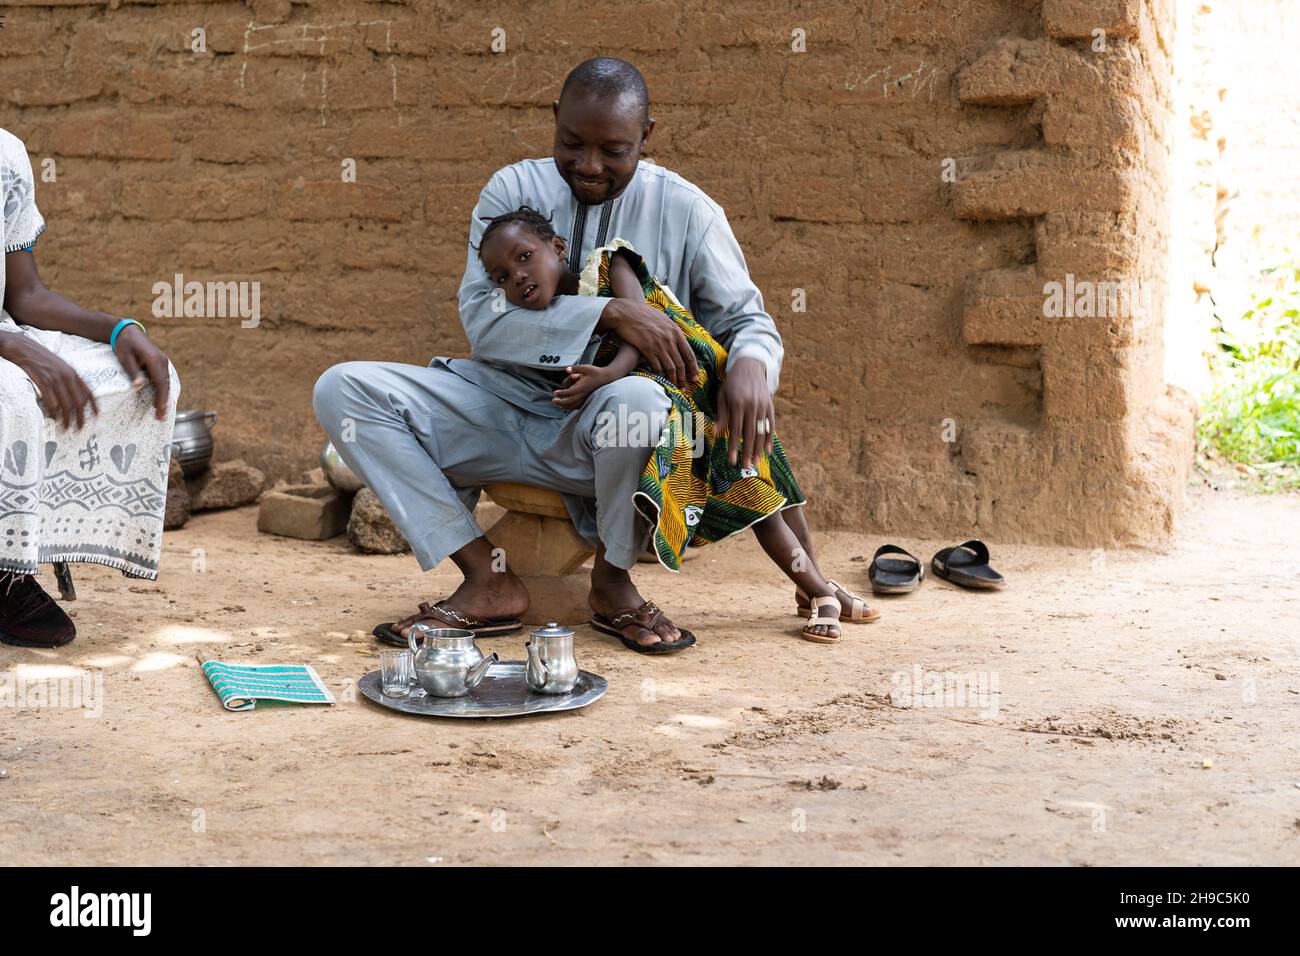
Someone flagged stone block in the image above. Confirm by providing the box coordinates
[258,484,350,540]
[518,575,593,627]
[483,482,594,623]
[485,511,593,577]
[485,482,572,520]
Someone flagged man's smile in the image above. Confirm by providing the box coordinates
[571,173,609,196]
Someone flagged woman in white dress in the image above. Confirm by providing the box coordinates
[0,128,180,648]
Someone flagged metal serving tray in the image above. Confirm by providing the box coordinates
[359,660,607,719]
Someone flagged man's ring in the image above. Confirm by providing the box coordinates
[756,418,770,436]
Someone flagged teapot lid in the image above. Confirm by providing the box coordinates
[530,622,575,639]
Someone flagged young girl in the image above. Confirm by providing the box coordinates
[476,206,877,642]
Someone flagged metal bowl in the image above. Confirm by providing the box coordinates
[320,441,364,493]
[172,410,216,478]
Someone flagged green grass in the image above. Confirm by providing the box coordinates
[1196,258,1300,492]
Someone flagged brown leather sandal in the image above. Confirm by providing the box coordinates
[795,580,880,623]
[372,600,522,646]
[801,594,842,644]
[590,600,697,655]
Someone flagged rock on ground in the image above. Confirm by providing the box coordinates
[188,460,266,512]
[347,487,411,554]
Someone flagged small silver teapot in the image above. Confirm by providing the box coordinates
[525,623,579,694]
[407,625,498,698]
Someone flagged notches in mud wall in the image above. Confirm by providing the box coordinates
[946,0,1194,546]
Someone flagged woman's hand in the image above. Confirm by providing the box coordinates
[113,324,173,421]
[0,332,99,430]
[552,364,615,410]
[716,356,774,471]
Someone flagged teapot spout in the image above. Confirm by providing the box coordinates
[464,651,499,691]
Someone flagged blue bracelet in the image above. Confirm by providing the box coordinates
[110,319,146,352]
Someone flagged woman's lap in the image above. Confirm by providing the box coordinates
[0,327,180,579]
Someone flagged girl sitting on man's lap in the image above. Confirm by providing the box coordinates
[476,205,878,643]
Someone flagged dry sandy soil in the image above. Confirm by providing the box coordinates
[2,484,1297,866]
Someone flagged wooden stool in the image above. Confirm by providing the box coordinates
[483,482,595,626]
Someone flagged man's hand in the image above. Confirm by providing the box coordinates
[552,364,614,411]
[716,356,774,471]
[600,298,698,389]
[113,324,172,421]
[0,332,99,430]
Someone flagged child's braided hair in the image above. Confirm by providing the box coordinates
[472,205,558,255]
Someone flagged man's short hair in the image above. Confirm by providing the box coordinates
[559,57,650,124]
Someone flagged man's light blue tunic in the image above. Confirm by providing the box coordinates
[439,157,782,414]
[314,158,783,571]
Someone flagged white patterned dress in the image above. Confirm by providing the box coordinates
[0,129,180,579]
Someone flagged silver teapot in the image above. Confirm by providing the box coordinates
[525,623,579,694]
[407,625,498,698]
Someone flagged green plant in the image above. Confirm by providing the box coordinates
[1197,258,1300,491]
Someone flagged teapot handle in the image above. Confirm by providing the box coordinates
[407,625,423,656]
[525,641,548,686]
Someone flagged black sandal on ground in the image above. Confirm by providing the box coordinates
[590,601,697,655]
[868,544,924,594]
[931,539,1005,590]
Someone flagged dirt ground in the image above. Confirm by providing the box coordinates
[2,483,1297,866]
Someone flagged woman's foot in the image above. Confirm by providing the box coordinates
[801,594,842,643]
[794,581,880,623]
[0,572,76,648]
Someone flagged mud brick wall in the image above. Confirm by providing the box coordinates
[0,0,1194,546]
[952,0,1194,545]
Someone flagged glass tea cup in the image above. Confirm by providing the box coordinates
[380,649,414,699]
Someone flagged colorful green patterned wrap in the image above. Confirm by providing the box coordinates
[579,239,805,571]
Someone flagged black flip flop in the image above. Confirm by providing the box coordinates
[372,601,522,647]
[590,601,697,655]
[931,539,1005,590]
[868,544,924,594]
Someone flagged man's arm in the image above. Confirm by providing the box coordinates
[458,171,606,370]
[688,205,784,394]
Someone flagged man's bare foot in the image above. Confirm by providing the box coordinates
[589,563,682,649]
[394,569,530,638]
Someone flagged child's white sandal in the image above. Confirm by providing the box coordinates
[801,594,842,644]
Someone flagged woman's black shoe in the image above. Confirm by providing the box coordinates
[0,573,77,648]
